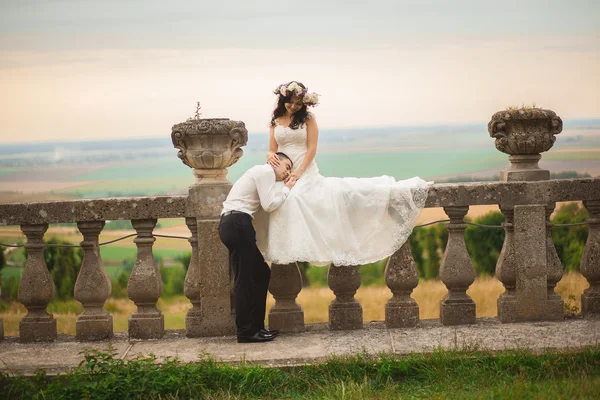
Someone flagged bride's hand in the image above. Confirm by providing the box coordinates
[266,152,280,167]
[285,169,304,183]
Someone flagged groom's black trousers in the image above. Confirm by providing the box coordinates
[218,211,271,337]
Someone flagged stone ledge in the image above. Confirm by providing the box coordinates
[425,177,600,208]
[0,195,188,226]
[1,317,598,376]
[1,178,598,226]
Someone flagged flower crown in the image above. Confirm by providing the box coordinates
[273,81,320,107]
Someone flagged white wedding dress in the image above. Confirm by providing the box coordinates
[254,119,431,266]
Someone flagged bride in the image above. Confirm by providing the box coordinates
[254,81,431,266]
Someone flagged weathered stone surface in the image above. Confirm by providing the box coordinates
[582,200,600,316]
[497,207,518,323]
[328,265,363,330]
[128,219,164,339]
[193,219,235,336]
[0,196,187,226]
[385,243,419,328]
[171,118,248,175]
[514,205,548,321]
[2,319,599,376]
[19,224,57,343]
[439,206,476,326]
[1,179,598,226]
[424,178,600,208]
[500,155,550,182]
[183,217,203,337]
[269,263,305,333]
[186,182,230,219]
[488,108,562,155]
[75,221,113,341]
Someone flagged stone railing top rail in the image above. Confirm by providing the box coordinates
[0,178,598,226]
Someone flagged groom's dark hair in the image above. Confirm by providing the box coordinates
[276,152,293,168]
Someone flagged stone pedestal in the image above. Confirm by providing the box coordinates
[514,205,548,321]
[489,108,564,322]
[193,218,234,336]
[19,318,57,343]
[500,155,550,182]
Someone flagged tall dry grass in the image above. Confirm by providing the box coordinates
[0,273,590,336]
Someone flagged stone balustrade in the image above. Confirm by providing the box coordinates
[0,109,598,343]
[0,177,598,342]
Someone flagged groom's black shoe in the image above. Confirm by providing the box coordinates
[237,331,276,343]
[260,329,279,338]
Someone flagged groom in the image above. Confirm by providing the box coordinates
[219,152,297,343]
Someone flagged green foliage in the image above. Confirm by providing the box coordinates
[359,259,387,286]
[0,248,5,273]
[42,238,83,300]
[465,212,505,276]
[305,264,328,287]
[109,271,131,299]
[551,202,588,272]
[160,266,186,297]
[175,252,192,272]
[1,348,599,400]
[104,220,134,230]
[0,276,19,301]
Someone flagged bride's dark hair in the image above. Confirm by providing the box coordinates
[270,81,309,130]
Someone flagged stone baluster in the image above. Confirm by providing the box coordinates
[268,263,305,332]
[183,217,202,337]
[74,221,113,341]
[18,224,57,342]
[581,200,600,316]
[439,206,476,325]
[385,242,419,328]
[328,264,362,330]
[496,207,517,323]
[545,204,564,320]
[127,219,164,339]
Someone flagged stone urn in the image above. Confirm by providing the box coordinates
[171,118,248,184]
[488,108,562,181]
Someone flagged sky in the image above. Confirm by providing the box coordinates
[0,0,599,143]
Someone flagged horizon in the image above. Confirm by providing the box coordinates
[1,1,599,144]
[1,117,599,147]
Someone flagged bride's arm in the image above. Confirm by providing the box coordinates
[291,116,318,179]
[266,125,280,167]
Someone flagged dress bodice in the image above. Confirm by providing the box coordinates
[274,122,318,175]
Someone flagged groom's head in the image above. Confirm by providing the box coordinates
[272,152,293,181]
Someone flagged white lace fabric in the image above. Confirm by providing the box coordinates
[254,121,431,266]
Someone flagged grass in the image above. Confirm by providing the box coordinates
[1,347,599,399]
[0,273,589,336]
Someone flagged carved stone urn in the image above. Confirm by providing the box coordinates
[171,118,248,184]
[488,108,562,181]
